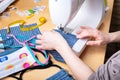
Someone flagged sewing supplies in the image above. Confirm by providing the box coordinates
[0,33,49,78]
[7,17,47,33]
[26,14,34,19]
[7,34,49,65]
[28,9,35,14]
[0,21,75,79]
[38,16,47,26]
[0,23,40,49]
[0,45,49,78]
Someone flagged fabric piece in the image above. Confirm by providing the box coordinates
[0,23,40,48]
[48,29,78,62]
[0,26,78,63]
[0,46,36,78]
[47,69,74,80]
[88,50,120,80]
[0,34,4,48]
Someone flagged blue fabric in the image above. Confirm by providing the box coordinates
[0,23,40,48]
[0,25,78,63]
[47,69,74,80]
[0,48,19,57]
[48,29,78,62]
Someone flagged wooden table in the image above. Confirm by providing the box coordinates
[0,0,114,80]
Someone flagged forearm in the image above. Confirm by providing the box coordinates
[56,45,94,80]
[108,31,120,43]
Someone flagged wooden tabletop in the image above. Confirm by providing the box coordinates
[0,0,114,80]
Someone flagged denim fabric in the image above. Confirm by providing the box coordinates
[48,29,78,62]
[0,25,78,62]
[0,23,40,48]
[47,69,74,80]
[0,48,19,57]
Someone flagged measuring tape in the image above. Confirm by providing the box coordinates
[7,17,47,33]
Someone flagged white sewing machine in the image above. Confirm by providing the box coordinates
[49,0,108,56]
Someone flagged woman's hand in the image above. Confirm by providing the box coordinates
[76,26,111,46]
[36,30,69,50]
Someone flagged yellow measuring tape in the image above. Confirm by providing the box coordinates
[7,17,47,33]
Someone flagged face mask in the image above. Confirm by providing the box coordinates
[0,34,49,79]
[0,46,35,78]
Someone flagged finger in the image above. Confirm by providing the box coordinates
[36,40,42,45]
[76,26,85,33]
[86,41,101,46]
[76,29,82,34]
[36,45,44,50]
[36,34,42,39]
[76,32,92,39]
[76,35,90,39]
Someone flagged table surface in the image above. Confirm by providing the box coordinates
[0,0,114,80]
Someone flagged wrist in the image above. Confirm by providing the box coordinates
[55,43,72,55]
[105,33,113,43]
[55,43,69,51]
[107,32,120,43]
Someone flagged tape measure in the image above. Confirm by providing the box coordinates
[7,17,47,33]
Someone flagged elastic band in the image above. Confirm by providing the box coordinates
[26,46,49,66]
[1,35,36,49]
[7,34,36,47]
[24,35,36,45]
[7,34,49,66]
[9,75,21,80]
[19,61,62,80]
[33,50,49,65]
[7,34,25,46]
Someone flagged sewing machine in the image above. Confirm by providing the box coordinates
[49,0,108,56]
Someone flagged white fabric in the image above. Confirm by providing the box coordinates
[0,46,36,78]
